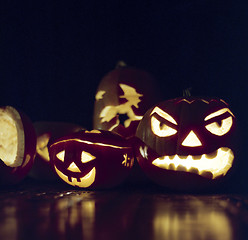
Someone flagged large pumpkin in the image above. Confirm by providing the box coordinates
[49,129,134,189]
[135,97,238,191]
[93,62,162,138]
[0,106,36,184]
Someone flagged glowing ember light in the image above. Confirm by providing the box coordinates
[152,147,234,179]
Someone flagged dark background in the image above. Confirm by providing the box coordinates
[1,0,247,178]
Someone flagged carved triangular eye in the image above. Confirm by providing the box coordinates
[56,150,65,162]
[81,151,96,163]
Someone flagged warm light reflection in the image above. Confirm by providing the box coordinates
[153,199,232,240]
[0,205,17,239]
[80,200,95,239]
[54,192,96,239]
[152,147,234,179]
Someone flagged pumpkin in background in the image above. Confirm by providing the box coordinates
[93,61,162,138]
[0,106,36,184]
[29,121,84,181]
[49,129,134,189]
[135,97,238,191]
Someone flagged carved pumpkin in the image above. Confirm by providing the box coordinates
[49,130,134,189]
[135,97,237,191]
[0,106,36,184]
[29,121,84,181]
[93,62,162,138]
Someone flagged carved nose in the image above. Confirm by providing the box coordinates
[181,130,202,147]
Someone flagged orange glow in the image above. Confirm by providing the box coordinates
[205,116,233,136]
[55,166,96,188]
[97,84,143,130]
[152,147,234,179]
[0,106,24,167]
[181,131,202,147]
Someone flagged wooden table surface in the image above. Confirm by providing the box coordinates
[0,179,248,240]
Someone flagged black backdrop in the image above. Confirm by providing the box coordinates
[1,0,247,180]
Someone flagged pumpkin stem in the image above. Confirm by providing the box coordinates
[183,87,192,97]
[115,60,127,69]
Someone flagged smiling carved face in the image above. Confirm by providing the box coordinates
[135,97,237,189]
[49,130,134,189]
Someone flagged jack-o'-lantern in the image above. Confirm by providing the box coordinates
[93,61,162,138]
[29,121,84,181]
[0,106,36,184]
[135,97,238,191]
[49,129,134,189]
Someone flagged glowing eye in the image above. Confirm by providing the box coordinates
[81,151,96,163]
[151,116,177,137]
[56,150,65,162]
[205,116,233,136]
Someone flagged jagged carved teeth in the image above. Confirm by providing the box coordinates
[54,166,96,188]
[152,147,234,179]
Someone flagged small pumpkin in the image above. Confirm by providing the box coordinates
[135,97,238,191]
[49,129,134,189]
[93,61,162,138]
[29,121,84,181]
[0,106,36,184]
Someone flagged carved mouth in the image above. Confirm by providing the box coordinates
[152,147,234,179]
[54,166,96,188]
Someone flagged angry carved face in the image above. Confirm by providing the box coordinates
[135,97,237,190]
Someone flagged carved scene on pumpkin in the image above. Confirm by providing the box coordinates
[96,83,143,131]
[93,63,163,138]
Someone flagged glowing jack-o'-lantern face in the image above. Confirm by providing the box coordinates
[135,97,237,190]
[93,65,162,138]
[49,130,134,189]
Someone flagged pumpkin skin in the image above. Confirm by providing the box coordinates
[29,121,84,181]
[0,106,36,184]
[135,97,237,191]
[93,64,162,138]
[49,130,134,189]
